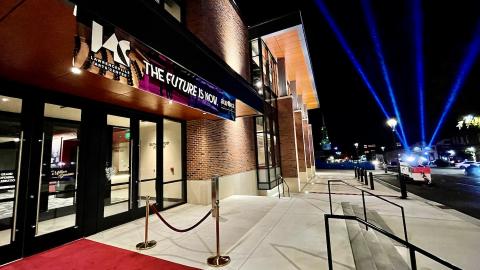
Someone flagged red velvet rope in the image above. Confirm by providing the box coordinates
[149,204,212,233]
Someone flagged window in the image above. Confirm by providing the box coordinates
[251,38,282,190]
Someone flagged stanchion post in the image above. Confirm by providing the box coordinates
[369,172,375,190]
[364,170,368,184]
[360,169,364,182]
[207,176,231,267]
[136,196,157,250]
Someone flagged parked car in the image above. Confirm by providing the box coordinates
[455,160,477,169]
[465,164,480,177]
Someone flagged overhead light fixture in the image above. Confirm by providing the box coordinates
[70,67,82,74]
[255,81,262,88]
[1,97,9,102]
[13,138,20,142]
[202,112,206,115]
[168,100,173,104]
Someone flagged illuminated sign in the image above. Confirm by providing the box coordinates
[73,20,236,120]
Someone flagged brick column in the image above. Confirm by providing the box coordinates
[294,111,307,183]
[278,97,303,191]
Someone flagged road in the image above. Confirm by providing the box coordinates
[375,168,480,219]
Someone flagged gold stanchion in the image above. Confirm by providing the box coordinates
[136,196,157,250]
[207,176,230,267]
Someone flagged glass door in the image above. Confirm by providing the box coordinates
[162,119,185,209]
[34,103,81,236]
[0,95,24,264]
[103,115,132,217]
[22,102,83,255]
[138,120,158,207]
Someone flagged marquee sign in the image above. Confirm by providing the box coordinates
[73,20,236,120]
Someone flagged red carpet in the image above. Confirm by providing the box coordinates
[1,239,199,270]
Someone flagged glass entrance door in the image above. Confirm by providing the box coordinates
[35,103,81,236]
[0,95,23,264]
[23,101,83,255]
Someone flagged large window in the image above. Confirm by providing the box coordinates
[251,38,282,190]
[255,107,281,190]
[250,38,279,96]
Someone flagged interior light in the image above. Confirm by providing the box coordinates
[255,81,262,88]
[1,98,9,102]
[13,138,20,142]
[168,100,173,104]
[202,112,207,115]
[70,67,82,74]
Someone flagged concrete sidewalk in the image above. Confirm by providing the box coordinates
[88,170,480,269]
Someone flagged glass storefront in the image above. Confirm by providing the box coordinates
[0,87,187,263]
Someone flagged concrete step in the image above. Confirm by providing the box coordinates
[362,229,395,270]
[342,202,411,270]
[341,202,378,270]
[351,205,394,236]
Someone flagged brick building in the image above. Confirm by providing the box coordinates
[0,0,318,262]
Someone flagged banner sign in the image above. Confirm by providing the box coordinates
[0,170,15,186]
[74,20,236,120]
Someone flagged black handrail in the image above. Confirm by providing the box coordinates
[324,214,461,270]
[328,179,408,242]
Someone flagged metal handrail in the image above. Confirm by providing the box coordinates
[324,214,461,270]
[327,179,408,242]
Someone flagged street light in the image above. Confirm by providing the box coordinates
[386,118,398,131]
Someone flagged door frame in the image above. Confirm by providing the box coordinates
[22,95,85,255]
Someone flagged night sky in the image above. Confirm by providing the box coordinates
[237,0,480,155]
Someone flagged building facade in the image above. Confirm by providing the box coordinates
[0,0,317,264]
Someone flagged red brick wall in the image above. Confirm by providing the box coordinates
[185,0,250,80]
[186,118,256,180]
[294,111,307,172]
[278,98,298,178]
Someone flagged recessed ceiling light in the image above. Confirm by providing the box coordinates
[1,98,9,102]
[71,67,82,74]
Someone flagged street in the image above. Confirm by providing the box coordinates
[375,168,480,219]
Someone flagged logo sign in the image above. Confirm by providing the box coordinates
[91,21,130,67]
[73,20,236,120]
